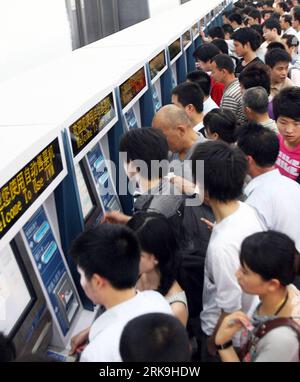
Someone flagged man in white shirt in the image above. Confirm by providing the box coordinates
[69,224,172,362]
[280,14,297,36]
[171,82,205,133]
[191,141,263,362]
[237,121,300,251]
[259,18,283,60]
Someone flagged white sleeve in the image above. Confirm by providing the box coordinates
[210,244,242,313]
[246,192,273,230]
[79,328,122,362]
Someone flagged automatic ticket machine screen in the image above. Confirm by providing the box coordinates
[87,144,121,212]
[74,163,95,221]
[23,206,79,336]
[125,109,139,129]
[120,68,147,110]
[0,245,33,336]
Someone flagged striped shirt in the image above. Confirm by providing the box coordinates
[221,79,247,126]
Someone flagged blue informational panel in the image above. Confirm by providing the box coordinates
[87,144,121,212]
[125,109,139,129]
[23,206,79,336]
[171,72,177,89]
[151,85,161,112]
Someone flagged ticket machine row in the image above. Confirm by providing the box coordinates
[0,1,230,360]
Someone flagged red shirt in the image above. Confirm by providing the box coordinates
[276,134,300,181]
[210,77,225,106]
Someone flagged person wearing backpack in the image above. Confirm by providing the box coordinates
[103,127,213,253]
[215,231,300,362]
[103,128,184,225]
[151,104,215,251]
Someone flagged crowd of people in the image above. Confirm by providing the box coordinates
[2,0,300,364]
[65,0,300,362]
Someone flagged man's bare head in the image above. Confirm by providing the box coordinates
[152,104,192,131]
[152,105,194,153]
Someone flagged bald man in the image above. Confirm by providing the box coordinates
[152,105,206,160]
[152,105,206,186]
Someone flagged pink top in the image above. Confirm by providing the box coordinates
[276,134,300,181]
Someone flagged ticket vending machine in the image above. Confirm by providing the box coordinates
[16,203,81,348]
[199,2,229,50]
[168,36,185,91]
[55,90,123,308]
[0,126,94,354]
[182,27,196,74]
[205,4,223,31]
[205,12,212,31]
[117,65,149,131]
[85,43,167,125]
[210,9,217,28]
[192,20,201,51]
[0,242,52,358]
[148,49,168,112]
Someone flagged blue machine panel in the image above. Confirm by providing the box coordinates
[151,86,161,112]
[125,108,139,129]
[23,206,79,336]
[87,144,121,212]
[171,72,177,89]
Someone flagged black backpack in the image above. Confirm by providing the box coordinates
[133,193,214,316]
[133,193,213,250]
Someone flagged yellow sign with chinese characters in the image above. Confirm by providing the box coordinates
[69,93,115,158]
[0,138,63,239]
[120,68,147,109]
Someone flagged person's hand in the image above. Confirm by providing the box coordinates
[215,312,252,346]
[102,211,131,225]
[69,327,90,355]
[169,176,196,195]
[201,218,215,230]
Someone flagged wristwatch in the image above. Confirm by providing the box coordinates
[215,340,233,351]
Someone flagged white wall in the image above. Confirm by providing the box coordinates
[0,0,72,83]
[148,0,181,18]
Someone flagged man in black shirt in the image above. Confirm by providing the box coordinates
[232,27,263,76]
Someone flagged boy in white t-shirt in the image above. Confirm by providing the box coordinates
[69,224,172,362]
[191,141,264,361]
